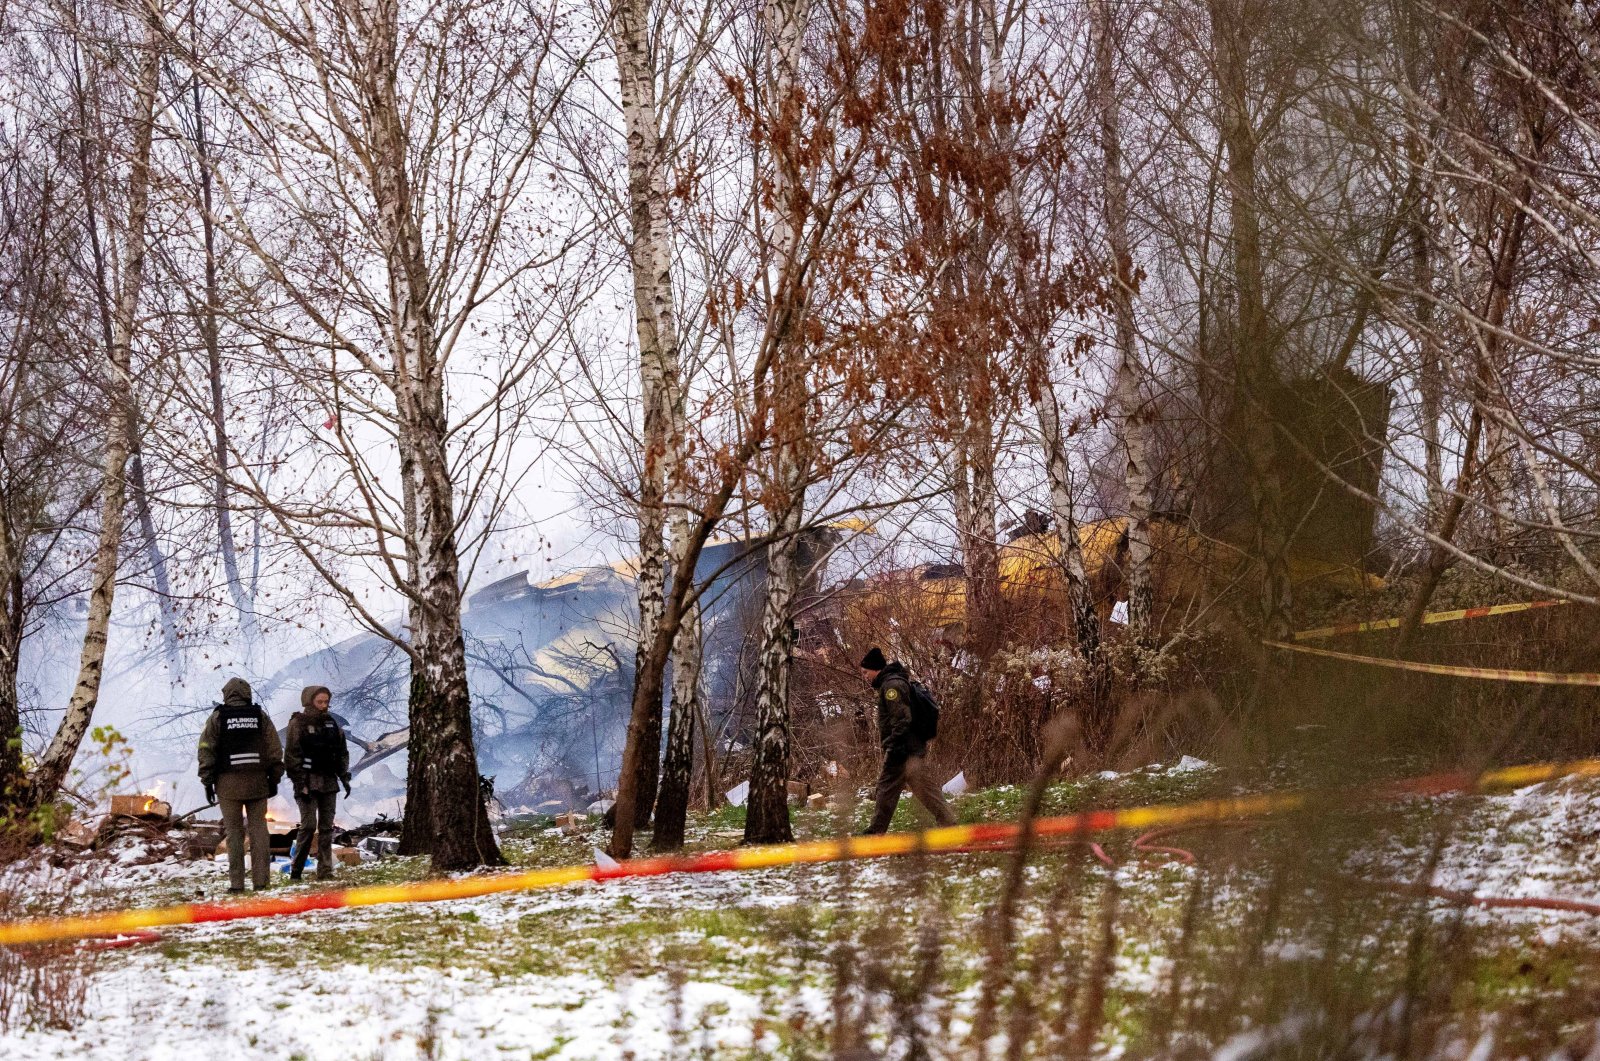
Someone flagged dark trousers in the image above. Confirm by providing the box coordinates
[866,750,955,834]
[219,796,271,890]
[292,790,338,879]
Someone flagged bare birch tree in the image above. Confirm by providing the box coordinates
[152,0,598,869]
[1090,0,1155,650]
[26,0,163,808]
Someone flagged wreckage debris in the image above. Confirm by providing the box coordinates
[358,836,401,859]
[333,814,402,846]
[51,793,220,865]
[108,795,172,820]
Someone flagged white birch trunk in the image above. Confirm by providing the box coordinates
[1091,0,1155,648]
[612,0,696,834]
[31,20,161,805]
[743,0,811,846]
[1035,383,1112,746]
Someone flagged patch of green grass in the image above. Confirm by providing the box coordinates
[702,803,748,831]
[1466,942,1586,1002]
[497,814,558,840]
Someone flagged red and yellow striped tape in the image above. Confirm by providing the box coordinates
[3,756,1598,948]
[1268,639,1600,685]
[1292,599,1569,642]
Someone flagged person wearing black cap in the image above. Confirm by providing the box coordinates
[860,647,955,834]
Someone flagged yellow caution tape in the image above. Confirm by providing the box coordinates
[1268,639,1600,685]
[4,755,1599,947]
[1293,599,1570,642]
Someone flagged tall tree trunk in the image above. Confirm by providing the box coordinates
[397,449,432,856]
[953,414,1004,658]
[631,683,663,828]
[400,388,502,870]
[0,563,23,809]
[741,0,812,847]
[357,0,499,871]
[190,67,257,654]
[613,0,687,833]
[610,607,676,857]
[69,21,180,684]
[1411,199,1445,521]
[30,22,160,807]
[397,668,434,855]
[1092,0,1155,648]
[744,505,801,845]
[1211,0,1291,637]
[697,688,719,810]
[651,601,701,850]
[608,485,734,859]
[1035,385,1112,752]
[1478,417,1515,554]
[127,446,182,678]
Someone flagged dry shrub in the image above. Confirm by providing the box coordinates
[792,585,1242,787]
[660,751,1600,1059]
[0,851,103,1033]
[707,604,1600,1058]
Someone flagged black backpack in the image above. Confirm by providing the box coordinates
[907,680,941,741]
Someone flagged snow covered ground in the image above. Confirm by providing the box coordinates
[1348,776,1600,941]
[15,957,816,1061]
[6,763,1600,1059]
[4,855,842,1060]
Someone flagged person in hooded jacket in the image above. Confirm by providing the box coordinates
[285,685,352,881]
[860,647,956,835]
[197,677,283,892]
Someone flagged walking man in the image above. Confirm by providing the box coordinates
[197,677,283,892]
[285,685,352,881]
[860,647,956,834]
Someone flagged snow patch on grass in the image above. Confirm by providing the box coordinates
[5,953,820,1060]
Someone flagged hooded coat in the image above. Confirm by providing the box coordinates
[285,685,350,795]
[197,678,283,802]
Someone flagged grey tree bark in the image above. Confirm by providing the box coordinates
[1210,0,1292,638]
[651,601,701,849]
[360,5,502,868]
[610,0,704,840]
[187,66,257,655]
